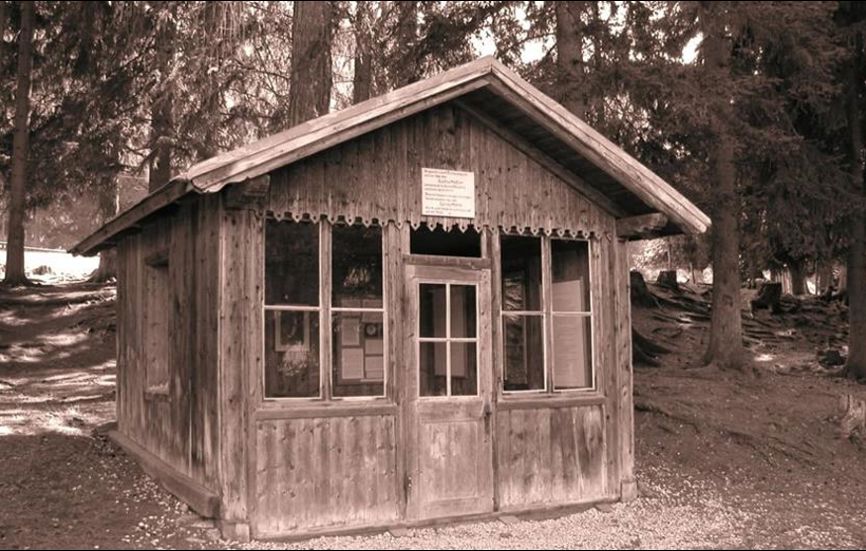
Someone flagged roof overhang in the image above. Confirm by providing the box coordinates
[71,56,709,256]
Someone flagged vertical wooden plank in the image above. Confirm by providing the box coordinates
[218,199,263,536]
[320,220,332,400]
[614,237,636,500]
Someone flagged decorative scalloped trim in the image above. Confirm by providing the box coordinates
[267,211,599,238]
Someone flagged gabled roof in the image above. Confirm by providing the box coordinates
[71,56,709,256]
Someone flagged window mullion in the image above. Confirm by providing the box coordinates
[446,283,452,397]
[541,235,553,393]
[321,219,332,401]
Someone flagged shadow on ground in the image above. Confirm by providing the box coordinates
[0,283,213,549]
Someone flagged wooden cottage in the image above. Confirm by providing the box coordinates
[72,57,709,541]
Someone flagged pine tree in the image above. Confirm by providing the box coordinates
[4,0,34,286]
[288,1,334,126]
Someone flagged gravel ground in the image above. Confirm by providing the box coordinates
[226,464,864,550]
[228,468,759,550]
[6,284,866,550]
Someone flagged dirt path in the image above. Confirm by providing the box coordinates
[0,283,216,549]
[2,282,865,549]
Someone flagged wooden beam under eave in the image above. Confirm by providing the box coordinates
[69,179,193,256]
[616,213,668,240]
[223,174,271,211]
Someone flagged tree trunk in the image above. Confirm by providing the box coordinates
[657,270,679,291]
[90,176,120,282]
[3,1,34,286]
[352,1,374,104]
[789,258,807,296]
[701,4,748,370]
[816,259,834,296]
[555,1,588,119]
[839,262,848,294]
[0,2,8,48]
[149,3,176,192]
[846,36,866,378]
[392,0,419,87]
[288,0,333,127]
[751,282,782,313]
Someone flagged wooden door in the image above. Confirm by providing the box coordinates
[404,264,494,520]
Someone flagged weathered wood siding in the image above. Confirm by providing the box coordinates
[253,415,400,537]
[495,404,607,510]
[217,204,263,530]
[112,96,635,538]
[116,195,222,490]
[267,103,613,237]
[226,101,631,537]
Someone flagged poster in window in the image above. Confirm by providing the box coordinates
[341,348,365,379]
[274,311,311,352]
[340,316,361,347]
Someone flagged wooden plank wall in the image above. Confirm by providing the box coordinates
[218,203,263,527]
[613,238,636,498]
[495,404,607,510]
[267,104,613,237]
[115,196,222,492]
[116,97,634,536]
[253,415,400,537]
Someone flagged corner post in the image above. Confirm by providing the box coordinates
[218,175,270,541]
[613,237,637,501]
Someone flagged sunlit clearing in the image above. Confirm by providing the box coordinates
[0,404,112,437]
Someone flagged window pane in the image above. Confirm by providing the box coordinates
[503,314,544,391]
[450,285,477,338]
[265,220,319,306]
[552,315,592,390]
[332,311,384,397]
[419,342,447,396]
[551,239,591,312]
[410,223,481,257]
[265,310,320,397]
[501,235,542,311]
[419,284,446,338]
[450,342,478,396]
[332,224,383,307]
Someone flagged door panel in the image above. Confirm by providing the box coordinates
[404,265,494,520]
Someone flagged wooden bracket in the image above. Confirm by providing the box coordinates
[616,213,668,240]
[223,174,271,211]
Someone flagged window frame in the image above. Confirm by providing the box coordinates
[415,280,481,399]
[498,231,597,397]
[329,222,387,400]
[499,234,547,394]
[262,217,389,403]
[144,250,170,398]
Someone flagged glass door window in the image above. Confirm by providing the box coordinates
[417,283,478,397]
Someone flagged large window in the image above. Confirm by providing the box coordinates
[501,235,544,391]
[499,233,594,393]
[264,219,385,399]
[331,224,385,397]
[264,220,321,398]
